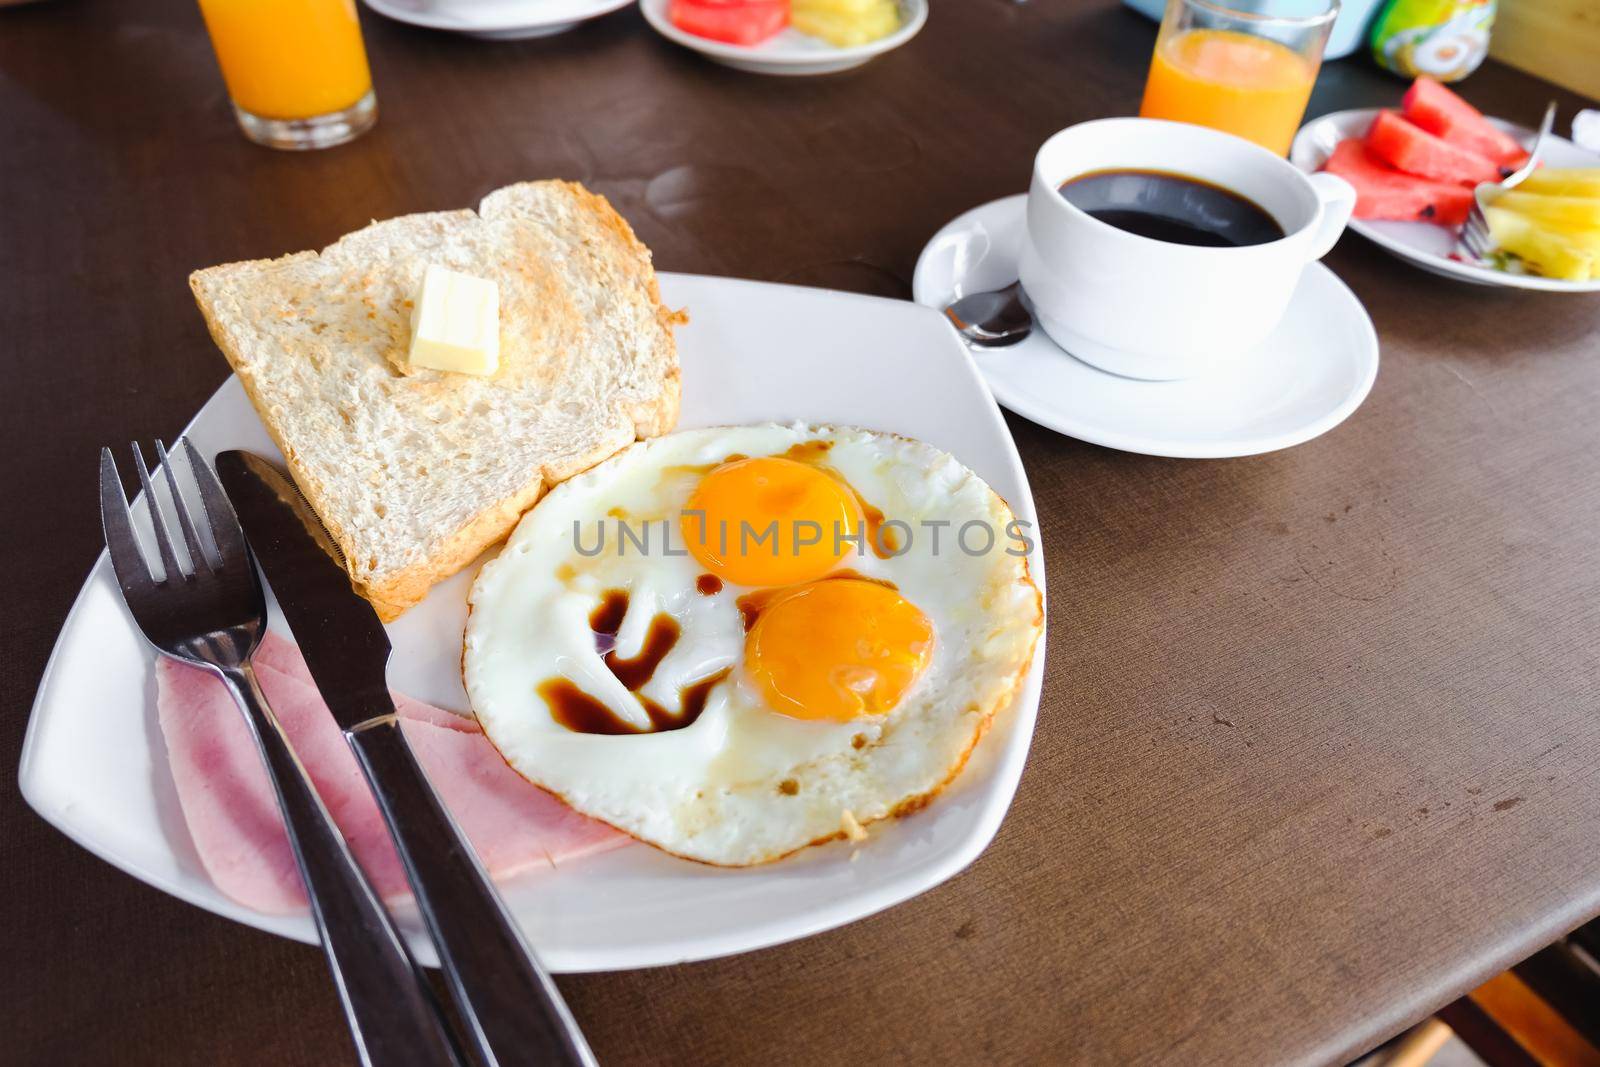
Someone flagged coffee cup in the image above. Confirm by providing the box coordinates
[1018,117,1355,381]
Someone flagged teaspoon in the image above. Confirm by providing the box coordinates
[942,281,1033,347]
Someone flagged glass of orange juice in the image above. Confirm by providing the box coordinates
[1139,0,1337,157]
[197,0,377,151]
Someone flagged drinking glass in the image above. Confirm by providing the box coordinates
[197,0,378,151]
[1139,0,1338,157]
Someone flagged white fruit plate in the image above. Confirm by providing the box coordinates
[19,274,1046,972]
[639,0,927,76]
[1292,107,1600,292]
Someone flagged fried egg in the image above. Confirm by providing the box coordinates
[463,424,1042,866]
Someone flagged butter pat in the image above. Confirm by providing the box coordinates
[408,264,500,376]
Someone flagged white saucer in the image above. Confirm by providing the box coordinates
[1292,108,1600,293]
[360,0,633,39]
[912,195,1379,459]
[639,0,926,76]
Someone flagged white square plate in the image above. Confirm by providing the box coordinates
[19,274,1047,972]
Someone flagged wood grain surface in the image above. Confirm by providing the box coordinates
[2,1,1598,1064]
[1491,0,1600,100]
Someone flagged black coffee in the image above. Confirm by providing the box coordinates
[1057,169,1284,248]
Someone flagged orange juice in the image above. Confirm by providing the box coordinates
[1140,29,1316,156]
[197,0,372,121]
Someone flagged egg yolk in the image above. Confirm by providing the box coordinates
[682,457,863,587]
[745,579,934,722]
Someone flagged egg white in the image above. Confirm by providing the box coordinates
[464,424,1042,865]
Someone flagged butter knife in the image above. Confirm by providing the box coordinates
[216,450,596,1067]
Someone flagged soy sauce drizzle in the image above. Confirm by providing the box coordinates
[540,678,640,736]
[588,590,629,656]
[696,573,723,596]
[587,588,679,687]
[547,588,728,734]
[540,667,732,735]
[656,667,732,726]
[736,588,782,632]
[606,614,679,690]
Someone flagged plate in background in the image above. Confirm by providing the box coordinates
[1292,108,1600,293]
[360,0,633,40]
[639,0,926,76]
[19,273,1046,972]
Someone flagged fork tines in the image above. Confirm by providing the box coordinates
[1461,204,1494,261]
[99,439,239,588]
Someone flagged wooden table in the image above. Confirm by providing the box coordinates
[4,1,1599,1063]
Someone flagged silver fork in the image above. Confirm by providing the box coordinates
[99,439,462,1067]
[1457,100,1558,263]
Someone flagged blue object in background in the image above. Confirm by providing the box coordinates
[1121,0,1386,59]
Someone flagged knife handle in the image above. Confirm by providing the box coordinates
[218,664,463,1067]
[347,716,596,1067]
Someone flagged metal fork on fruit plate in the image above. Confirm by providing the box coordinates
[1455,101,1558,263]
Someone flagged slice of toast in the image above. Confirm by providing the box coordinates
[190,180,682,620]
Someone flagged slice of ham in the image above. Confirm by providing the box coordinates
[252,634,476,734]
[157,632,625,914]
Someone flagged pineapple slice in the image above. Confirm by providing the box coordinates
[1484,205,1596,281]
[1493,191,1600,234]
[793,0,889,13]
[1517,168,1600,199]
[792,0,898,46]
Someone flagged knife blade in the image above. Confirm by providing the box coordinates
[216,450,596,1067]
[214,451,393,730]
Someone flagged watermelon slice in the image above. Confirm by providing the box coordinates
[669,0,788,45]
[1402,77,1530,171]
[1321,139,1474,226]
[1366,110,1500,187]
